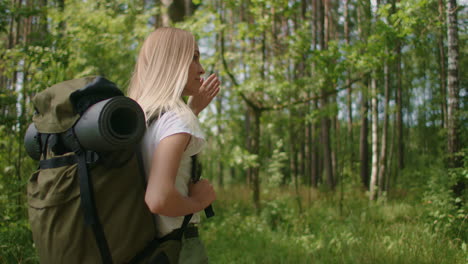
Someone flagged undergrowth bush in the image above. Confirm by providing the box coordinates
[423,150,467,247]
[201,185,467,264]
[0,220,37,264]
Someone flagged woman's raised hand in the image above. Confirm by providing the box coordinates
[188,74,221,116]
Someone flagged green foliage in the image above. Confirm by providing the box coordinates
[424,150,468,245]
[0,2,155,263]
[201,186,467,264]
[227,145,259,170]
[0,220,37,264]
[264,140,288,188]
[1,0,465,262]
[49,0,154,87]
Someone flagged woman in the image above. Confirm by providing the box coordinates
[128,27,220,263]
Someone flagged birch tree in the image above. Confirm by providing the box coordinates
[446,0,461,169]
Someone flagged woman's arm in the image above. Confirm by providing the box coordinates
[144,133,216,217]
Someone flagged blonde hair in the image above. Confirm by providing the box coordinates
[128,27,197,125]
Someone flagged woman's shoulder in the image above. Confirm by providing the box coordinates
[149,110,204,141]
[145,110,205,156]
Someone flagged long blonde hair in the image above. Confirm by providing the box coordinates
[128,27,197,125]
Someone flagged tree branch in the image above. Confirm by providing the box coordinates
[260,78,361,111]
[218,13,360,113]
[219,14,262,111]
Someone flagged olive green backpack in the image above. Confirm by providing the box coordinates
[25,77,191,264]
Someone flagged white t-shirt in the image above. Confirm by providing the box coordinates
[141,111,206,237]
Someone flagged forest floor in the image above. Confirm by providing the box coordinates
[201,185,467,264]
[0,184,466,264]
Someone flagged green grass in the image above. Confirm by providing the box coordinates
[0,185,466,264]
[200,186,467,264]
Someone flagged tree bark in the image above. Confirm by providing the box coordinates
[358,1,370,189]
[161,0,172,26]
[216,91,224,187]
[378,60,390,197]
[438,0,448,129]
[321,0,335,190]
[360,82,369,189]
[251,108,261,211]
[369,78,379,200]
[344,0,354,171]
[289,109,298,187]
[396,41,404,170]
[446,0,461,168]
[395,0,404,170]
[311,118,320,187]
[245,107,252,186]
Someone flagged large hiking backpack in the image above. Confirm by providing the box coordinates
[25,76,159,263]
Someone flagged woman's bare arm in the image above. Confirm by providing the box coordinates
[144,133,215,217]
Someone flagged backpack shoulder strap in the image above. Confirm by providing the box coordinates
[135,145,158,233]
[37,129,113,264]
[191,155,214,218]
[76,149,113,264]
[63,128,113,264]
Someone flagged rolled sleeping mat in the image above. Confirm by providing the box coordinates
[24,123,41,161]
[74,96,146,152]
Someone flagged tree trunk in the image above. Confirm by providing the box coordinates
[360,82,369,189]
[216,92,224,187]
[251,108,262,212]
[438,0,448,129]
[378,61,390,197]
[369,78,379,200]
[396,41,404,170]
[320,0,335,190]
[245,107,252,185]
[446,0,461,169]
[344,0,354,171]
[161,0,172,26]
[305,103,312,186]
[309,0,319,188]
[289,109,298,186]
[358,0,371,189]
[311,119,319,187]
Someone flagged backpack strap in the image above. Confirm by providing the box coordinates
[41,134,51,160]
[39,154,77,169]
[191,155,214,218]
[135,146,158,235]
[130,155,205,263]
[65,129,113,264]
[37,128,113,264]
[76,149,113,264]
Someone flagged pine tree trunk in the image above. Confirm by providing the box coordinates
[360,83,369,189]
[321,0,335,190]
[344,0,354,171]
[310,0,319,188]
[311,119,319,187]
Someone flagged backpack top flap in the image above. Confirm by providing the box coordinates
[32,76,123,134]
